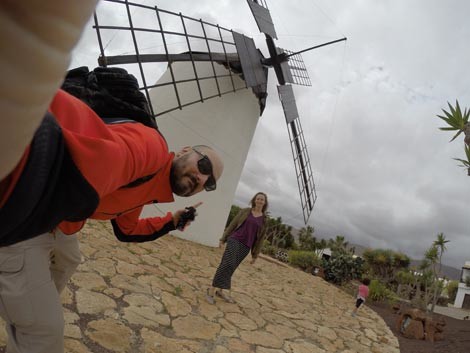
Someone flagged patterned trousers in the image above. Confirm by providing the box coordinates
[212,237,250,290]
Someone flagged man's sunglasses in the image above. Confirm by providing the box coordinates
[193,148,217,191]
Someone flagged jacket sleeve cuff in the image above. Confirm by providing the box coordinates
[111,218,175,243]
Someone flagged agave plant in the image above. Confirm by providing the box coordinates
[438,100,470,142]
[453,144,470,175]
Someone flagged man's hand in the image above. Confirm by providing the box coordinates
[219,240,225,249]
[250,257,257,265]
[173,202,203,231]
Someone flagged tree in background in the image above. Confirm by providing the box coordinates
[414,258,435,311]
[430,233,450,312]
[277,225,295,249]
[362,249,410,286]
[446,280,459,303]
[395,269,416,300]
[225,205,242,228]
[328,235,350,256]
[264,216,294,249]
[314,238,328,258]
[437,100,470,175]
[298,225,315,251]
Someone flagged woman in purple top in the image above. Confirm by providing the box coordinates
[206,192,268,304]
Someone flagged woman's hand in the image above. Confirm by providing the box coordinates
[219,240,225,248]
[250,257,257,264]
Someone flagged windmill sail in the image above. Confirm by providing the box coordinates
[247,0,318,222]
[246,0,277,39]
[277,85,317,223]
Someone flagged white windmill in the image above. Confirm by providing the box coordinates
[89,0,346,246]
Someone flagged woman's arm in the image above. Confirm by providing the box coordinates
[220,208,248,243]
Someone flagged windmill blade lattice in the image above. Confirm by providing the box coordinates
[279,48,312,87]
[277,85,317,223]
[93,0,259,118]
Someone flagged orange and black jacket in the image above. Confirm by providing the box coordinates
[0,90,176,246]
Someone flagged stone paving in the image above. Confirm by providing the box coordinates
[0,221,400,352]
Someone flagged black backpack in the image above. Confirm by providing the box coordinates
[61,66,160,188]
[61,66,157,129]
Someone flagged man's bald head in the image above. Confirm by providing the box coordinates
[170,145,224,197]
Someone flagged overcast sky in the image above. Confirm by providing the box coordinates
[71,0,470,269]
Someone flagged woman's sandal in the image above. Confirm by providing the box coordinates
[205,288,215,305]
[215,290,235,303]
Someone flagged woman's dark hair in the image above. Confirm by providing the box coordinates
[362,278,371,286]
[250,192,268,214]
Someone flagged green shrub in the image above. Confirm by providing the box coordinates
[288,250,320,271]
[369,279,394,302]
[437,296,449,306]
[261,241,276,256]
[322,254,364,285]
[446,280,459,302]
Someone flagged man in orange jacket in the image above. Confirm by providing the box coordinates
[1,2,224,352]
[0,87,224,353]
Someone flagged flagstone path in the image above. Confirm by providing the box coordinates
[0,221,400,352]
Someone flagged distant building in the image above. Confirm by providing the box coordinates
[454,261,470,309]
[320,248,332,260]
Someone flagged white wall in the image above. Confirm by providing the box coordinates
[461,267,470,282]
[454,283,470,308]
[140,61,261,247]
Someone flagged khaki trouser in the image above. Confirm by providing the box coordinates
[0,231,81,353]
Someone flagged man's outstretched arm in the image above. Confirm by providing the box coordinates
[0,0,98,180]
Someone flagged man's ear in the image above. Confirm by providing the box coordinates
[175,146,192,158]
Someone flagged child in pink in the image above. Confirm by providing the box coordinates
[352,278,370,317]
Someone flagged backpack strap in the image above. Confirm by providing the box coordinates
[101,117,137,125]
[120,173,157,189]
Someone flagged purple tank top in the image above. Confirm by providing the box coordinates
[230,212,263,248]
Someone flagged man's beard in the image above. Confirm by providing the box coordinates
[170,159,197,197]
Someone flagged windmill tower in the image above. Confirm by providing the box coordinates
[91,0,345,246]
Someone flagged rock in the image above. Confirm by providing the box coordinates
[424,319,438,342]
[172,315,220,340]
[401,318,424,340]
[403,308,426,322]
[391,303,401,313]
[311,266,325,278]
[85,319,132,352]
[424,317,446,342]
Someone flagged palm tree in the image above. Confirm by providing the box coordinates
[298,225,315,251]
[431,233,450,312]
[438,100,469,142]
[315,238,328,258]
[437,100,470,175]
[454,144,470,175]
[328,235,349,256]
[416,257,435,311]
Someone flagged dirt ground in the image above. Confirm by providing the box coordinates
[369,301,470,353]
